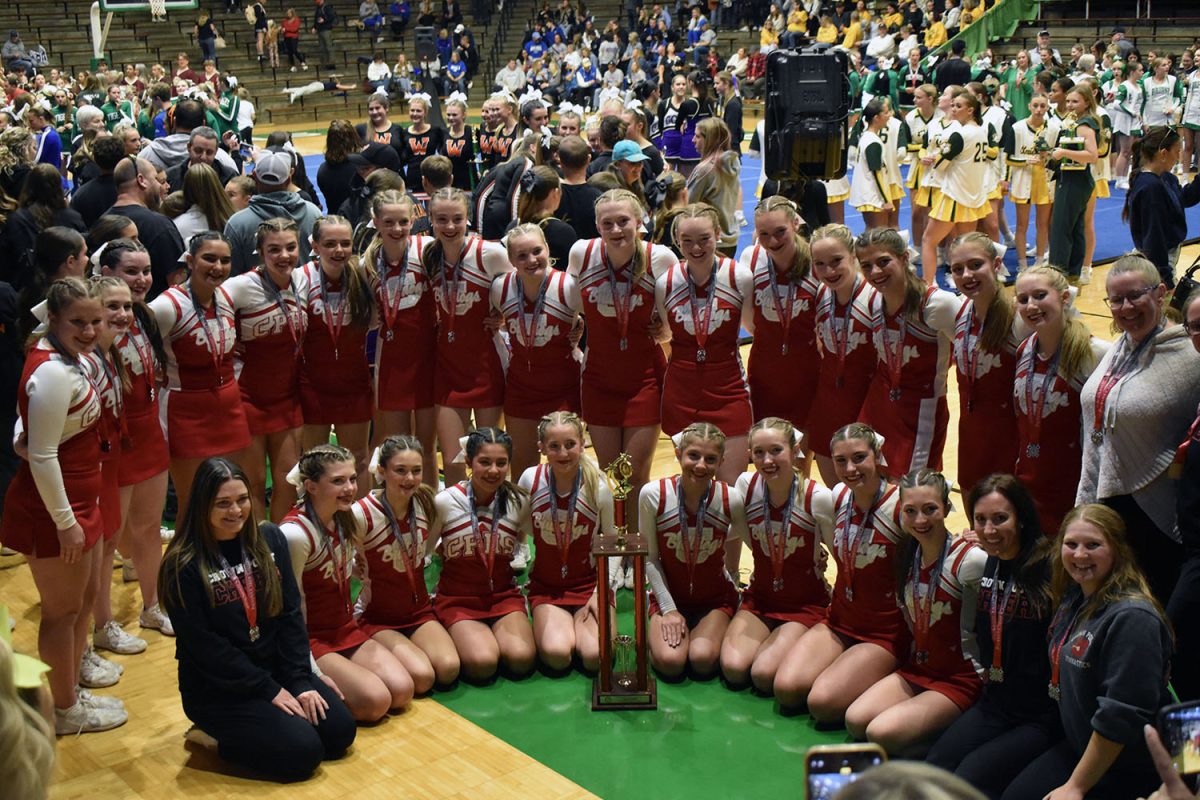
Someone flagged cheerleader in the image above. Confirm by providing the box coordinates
[921,89,992,275]
[517,412,615,672]
[849,99,897,231]
[948,234,1023,496]
[845,469,985,755]
[1081,77,1114,277]
[423,188,511,485]
[1012,266,1108,536]
[0,279,127,733]
[912,86,957,275]
[1180,65,1200,174]
[401,94,446,191]
[149,233,251,519]
[491,224,582,478]
[857,228,961,474]
[882,102,906,231]
[641,422,747,679]
[223,220,309,522]
[809,224,878,487]
[1047,86,1100,284]
[660,74,688,171]
[281,445,415,722]
[1008,94,1059,271]
[903,85,941,251]
[1141,57,1183,129]
[656,203,755,486]
[474,98,498,173]
[441,96,478,191]
[1111,61,1144,189]
[674,70,716,178]
[975,82,1015,245]
[352,435,460,691]
[741,196,821,433]
[720,417,833,692]
[566,189,676,520]
[773,424,905,720]
[298,216,375,494]
[480,92,520,173]
[364,190,438,485]
[99,241,173,637]
[431,428,536,682]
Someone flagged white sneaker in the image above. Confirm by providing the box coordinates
[122,560,138,582]
[185,725,219,750]
[160,526,174,543]
[735,210,748,228]
[623,566,635,589]
[1078,265,1093,285]
[509,541,531,571]
[55,698,128,735]
[77,688,125,710]
[95,620,147,654]
[79,647,122,688]
[290,65,297,72]
[1003,232,1016,247]
[140,603,175,636]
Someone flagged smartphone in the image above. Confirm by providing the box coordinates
[1158,700,1200,777]
[805,743,887,800]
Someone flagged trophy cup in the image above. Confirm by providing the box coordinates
[592,454,657,711]
[1057,113,1087,171]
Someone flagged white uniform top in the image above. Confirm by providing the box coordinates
[1008,117,1061,201]
[22,341,103,530]
[516,463,615,560]
[982,105,1010,188]
[937,121,991,209]
[904,108,942,161]
[1183,71,1200,128]
[920,117,952,189]
[1110,79,1144,135]
[882,115,904,188]
[223,267,311,350]
[654,257,757,343]
[849,129,891,210]
[1141,74,1180,127]
[733,471,835,562]
[1091,106,1113,182]
[148,283,238,390]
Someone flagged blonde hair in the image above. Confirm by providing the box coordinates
[1018,266,1098,379]
[421,187,470,279]
[810,222,856,254]
[950,232,1015,353]
[754,196,811,281]
[363,188,417,274]
[537,411,602,507]
[855,227,925,322]
[505,222,549,258]
[676,421,727,453]
[829,422,885,465]
[312,214,374,328]
[88,276,132,392]
[596,188,651,281]
[672,202,722,249]
[749,416,804,477]
[0,639,54,800]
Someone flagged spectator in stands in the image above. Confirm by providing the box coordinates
[866,25,898,65]
[103,157,185,297]
[760,23,780,55]
[525,31,548,62]
[389,1,411,41]
[816,15,839,44]
[1111,25,1135,60]
[495,60,527,94]
[70,136,124,228]
[0,164,87,288]
[312,0,339,72]
[141,98,239,176]
[194,11,222,69]
[744,48,767,99]
[924,12,947,50]
[391,53,415,95]
[936,39,972,92]
[1029,30,1060,67]
[120,64,146,97]
[165,127,239,193]
[456,29,480,80]
[367,53,393,92]
[2,31,33,78]
[174,163,236,248]
[442,0,463,27]
[281,9,309,72]
[225,150,322,274]
[445,51,468,95]
[942,0,961,36]
[360,0,385,41]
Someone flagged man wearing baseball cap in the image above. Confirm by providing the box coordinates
[1111,25,1135,59]
[224,150,323,274]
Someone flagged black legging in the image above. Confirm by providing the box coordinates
[1002,739,1159,800]
[1168,555,1200,701]
[182,678,355,783]
[927,695,1061,800]
[1102,494,1182,607]
[283,37,305,67]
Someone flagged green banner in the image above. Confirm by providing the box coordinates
[930,0,1042,61]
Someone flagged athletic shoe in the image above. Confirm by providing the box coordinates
[1078,265,1093,285]
[94,620,147,655]
[122,560,138,582]
[735,210,748,227]
[79,647,122,688]
[290,66,297,72]
[185,725,220,750]
[77,688,125,710]
[160,526,174,543]
[55,699,128,735]
[510,541,531,571]
[1003,232,1016,247]
[140,603,175,636]
[1025,244,1038,257]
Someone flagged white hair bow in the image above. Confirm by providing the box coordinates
[91,241,111,267]
[450,434,471,464]
[557,101,584,117]
[367,445,385,485]
[446,90,469,105]
[286,462,306,494]
[627,98,643,110]
[517,87,544,106]
[410,91,433,106]
[671,432,684,448]
[491,89,517,104]
[597,86,622,106]
[34,97,52,112]
[227,76,239,89]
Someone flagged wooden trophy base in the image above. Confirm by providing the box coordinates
[592,673,657,711]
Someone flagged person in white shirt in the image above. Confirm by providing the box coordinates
[494,59,526,93]
[367,52,393,93]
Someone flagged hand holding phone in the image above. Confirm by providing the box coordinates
[806,743,886,800]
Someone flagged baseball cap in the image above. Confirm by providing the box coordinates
[254,150,294,185]
[1111,24,1126,33]
[348,142,402,171]
[612,140,649,163]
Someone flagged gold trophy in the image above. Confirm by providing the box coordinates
[592,454,657,710]
[1058,112,1087,171]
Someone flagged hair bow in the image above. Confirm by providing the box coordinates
[450,434,471,464]
[410,91,432,106]
[557,101,584,117]
[491,89,517,104]
[520,168,540,193]
[285,461,306,494]
[518,88,544,106]
[446,90,468,105]
[626,98,643,110]
[368,446,384,484]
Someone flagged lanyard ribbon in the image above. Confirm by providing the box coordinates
[375,245,411,339]
[215,545,260,642]
[677,478,712,596]
[759,474,797,592]
[189,286,228,383]
[546,467,582,580]
[378,492,422,603]
[838,482,886,600]
[466,482,502,592]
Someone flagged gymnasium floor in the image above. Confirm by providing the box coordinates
[4,151,1199,800]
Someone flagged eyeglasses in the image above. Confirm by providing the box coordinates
[1184,319,1200,336]
[1104,285,1155,309]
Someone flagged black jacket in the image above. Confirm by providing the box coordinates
[1127,169,1200,280]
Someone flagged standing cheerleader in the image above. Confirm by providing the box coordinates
[149,233,251,519]
[566,189,676,516]
[913,86,958,275]
[1141,57,1183,129]
[948,233,1023,496]
[1009,94,1059,271]
[480,93,520,173]
[720,417,834,693]
[809,224,878,487]
[921,89,992,276]
[772,424,906,721]
[656,203,755,486]
[1111,61,1144,189]
[352,435,461,692]
[845,469,986,755]
[401,94,446,190]
[673,70,716,178]
[517,412,615,672]
[299,216,375,493]
[903,84,942,255]
[431,428,536,682]
[1081,78,1114,279]
[660,74,688,172]
[1180,65,1200,174]
[741,196,822,432]
[849,99,897,231]
[99,240,173,636]
[441,96,478,191]
[491,224,582,478]
[281,445,415,722]
[0,279,127,734]
[857,228,962,474]
[1012,266,1108,535]
[641,422,747,679]
[424,188,511,484]
[973,81,1014,245]
[224,219,310,521]
[881,103,906,232]
[1047,87,1101,284]
[365,191,438,484]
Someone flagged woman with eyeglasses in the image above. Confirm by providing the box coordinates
[1076,255,1200,609]
[1122,126,1200,288]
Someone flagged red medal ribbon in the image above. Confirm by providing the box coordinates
[256,269,302,356]
[1020,334,1062,452]
[988,563,1018,681]
[1048,600,1085,699]
[318,266,347,358]
[126,323,157,403]
[189,286,228,383]
[878,301,908,394]
[600,241,635,350]
[1091,330,1157,440]
[911,537,949,664]
[546,467,582,580]
[759,474,797,592]
[830,278,866,388]
[684,261,716,360]
[517,273,550,371]
[676,477,712,596]
[378,492,422,604]
[837,482,886,598]
[466,482,502,592]
[763,248,796,356]
[440,239,473,341]
[959,306,983,413]
[375,245,411,336]
[215,545,260,641]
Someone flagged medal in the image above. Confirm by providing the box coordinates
[466,481,503,593]
[319,265,347,361]
[889,388,901,401]
[546,466,582,584]
[828,278,865,391]
[1026,443,1040,458]
[601,241,640,353]
[309,507,353,615]
[989,666,1004,683]
[876,294,908,403]
[762,248,797,357]
[214,545,259,645]
[516,274,550,372]
[684,260,716,366]
[447,330,456,343]
[440,239,472,344]
[1048,599,1085,702]
[375,246,410,346]
[988,562,1018,684]
[378,491,423,605]
[1020,335,1062,461]
[837,483,885,603]
[256,269,303,357]
[910,536,948,672]
[759,473,796,597]
[677,477,712,599]
[189,285,229,386]
[696,348,707,362]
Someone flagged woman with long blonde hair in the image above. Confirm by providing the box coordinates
[173,163,235,248]
[685,117,740,256]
